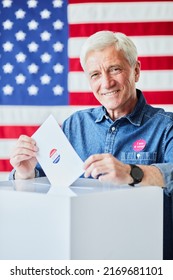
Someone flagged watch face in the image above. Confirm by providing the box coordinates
[130,165,144,184]
[132,166,143,180]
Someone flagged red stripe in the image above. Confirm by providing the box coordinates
[70,22,173,37]
[69,91,173,106]
[0,126,39,139]
[0,160,13,172]
[69,57,173,72]
[143,91,173,105]
[69,0,172,3]
[70,92,100,106]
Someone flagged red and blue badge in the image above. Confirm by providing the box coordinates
[49,148,61,164]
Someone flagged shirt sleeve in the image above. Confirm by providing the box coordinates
[152,163,173,194]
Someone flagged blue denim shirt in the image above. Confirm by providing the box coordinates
[10,90,173,193]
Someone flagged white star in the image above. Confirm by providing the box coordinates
[40,9,51,19]
[40,74,51,85]
[16,52,26,63]
[3,85,13,95]
[15,9,26,19]
[52,0,63,8]
[53,85,64,96]
[27,0,38,8]
[15,31,26,41]
[53,20,64,30]
[28,20,39,30]
[53,42,64,52]
[15,74,26,84]
[2,20,13,30]
[53,63,64,74]
[3,63,13,73]
[28,63,39,74]
[40,53,51,63]
[40,31,51,41]
[28,85,38,95]
[3,41,13,52]
[2,0,12,8]
[28,42,39,52]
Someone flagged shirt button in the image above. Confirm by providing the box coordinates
[111,127,115,132]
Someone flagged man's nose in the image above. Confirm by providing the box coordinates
[101,73,114,88]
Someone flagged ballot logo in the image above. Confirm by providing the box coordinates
[49,148,61,164]
[133,139,146,152]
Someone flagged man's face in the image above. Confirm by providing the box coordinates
[85,45,140,118]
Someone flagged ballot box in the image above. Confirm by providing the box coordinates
[0,177,163,260]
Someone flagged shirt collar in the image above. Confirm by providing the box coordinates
[125,90,146,126]
[95,90,147,126]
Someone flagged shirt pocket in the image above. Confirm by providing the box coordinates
[120,152,157,165]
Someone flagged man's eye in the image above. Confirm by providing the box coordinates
[91,73,98,79]
[110,67,121,74]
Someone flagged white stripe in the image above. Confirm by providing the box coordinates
[68,70,173,92]
[153,104,173,113]
[68,36,173,58]
[0,172,9,181]
[0,105,91,125]
[137,70,173,91]
[0,140,16,158]
[68,2,173,23]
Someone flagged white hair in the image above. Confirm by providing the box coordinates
[80,31,138,70]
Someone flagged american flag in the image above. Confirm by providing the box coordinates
[0,0,173,180]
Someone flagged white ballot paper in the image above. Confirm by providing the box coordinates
[32,114,84,187]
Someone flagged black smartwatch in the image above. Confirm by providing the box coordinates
[129,164,144,186]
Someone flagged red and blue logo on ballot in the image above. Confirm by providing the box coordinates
[49,148,61,164]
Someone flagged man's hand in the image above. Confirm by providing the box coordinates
[10,135,38,179]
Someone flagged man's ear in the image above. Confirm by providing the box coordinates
[135,61,141,82]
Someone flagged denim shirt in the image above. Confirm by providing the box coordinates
[61,90,173,193]
[63,90,173,165]
[9,90,173,193]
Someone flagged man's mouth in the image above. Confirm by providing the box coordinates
[101,89,120,96]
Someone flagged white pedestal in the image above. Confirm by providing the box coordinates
[0,178,163,260]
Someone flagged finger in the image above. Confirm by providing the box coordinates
[83,154,104,170]
[10,145,38,159]
[84,161,106,178]
[10,154,35,168]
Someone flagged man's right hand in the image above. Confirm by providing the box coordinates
[10,135,38,179]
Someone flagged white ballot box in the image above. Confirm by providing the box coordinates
[0,177,163,260]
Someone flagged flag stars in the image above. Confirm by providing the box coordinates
[3,63,14,73]
[40,31,51,41]
[40,74,51,85]
[53,85,64,96]
[28,85,38,95]
[16,52,26,63]
[15,9,26,19]
[15,74,26,84]
[40,9,51,19]
[28,20,39,30]
[53,63,64,74]
[15,30,26,41]
[2,0,12,8]
[28,42,39,52]
[53,20,64,30]
[40,52,52,63]
[27,0,38,8]
[28,63,39,74]
[3,85,14,95]
[3,41,13,52]
[52,0,63,8]
[53,42,64,52]
[2,20,13,30]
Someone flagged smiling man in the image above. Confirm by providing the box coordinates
[10,31,173,192]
